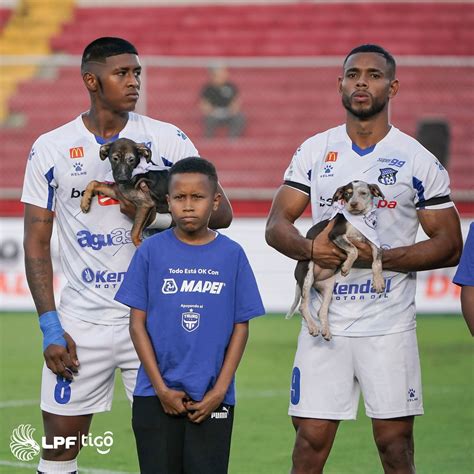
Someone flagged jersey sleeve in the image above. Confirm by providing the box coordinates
[114,243,150,311]
[411,148,453,210]
[234,249,265,323]
[453,223,474,287]
[156,125,199,167]
[21,138,58,211]
[283,140,313,195]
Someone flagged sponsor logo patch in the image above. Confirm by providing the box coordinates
[325,151,338,162]
[98,194,120,206]
[69,147,84,159]
[71,162,87,177]
[76,228,132,250]
[81,268,126,288]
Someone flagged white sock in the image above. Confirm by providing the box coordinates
[37,458,78,473]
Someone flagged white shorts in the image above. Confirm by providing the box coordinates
[41,314,139,416]
[288,328,423,420]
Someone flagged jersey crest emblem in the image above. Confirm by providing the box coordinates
[182,310,200,332]
[162,278,178,294]
[378,167,398,185]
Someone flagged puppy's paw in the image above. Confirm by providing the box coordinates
[340,265,350,277]
[321,326,332,341]
[306,319,320,337]
[80,201,91,213]
[372,277,385,293]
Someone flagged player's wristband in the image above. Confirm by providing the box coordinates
[39,311,67,351]
[146,212,173,230]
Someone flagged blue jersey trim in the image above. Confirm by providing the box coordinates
[352,142,376,156]
[44,167,55,210]
[412,177,425,207]
[94,133,119,145]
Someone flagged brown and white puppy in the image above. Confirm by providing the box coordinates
[80,137,169,247]
[286,180,385,340]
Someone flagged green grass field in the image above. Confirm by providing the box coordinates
[0,313,472,473]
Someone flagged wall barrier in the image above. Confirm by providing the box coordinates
[0,217,470,314]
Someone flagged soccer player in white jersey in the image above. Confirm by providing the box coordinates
[266,44,462,473]
[22,37,232,474]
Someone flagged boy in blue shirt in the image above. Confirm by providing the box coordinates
[115,157,265,474]
[453,222,474,335]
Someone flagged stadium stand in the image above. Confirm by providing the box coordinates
[0,2,472,216]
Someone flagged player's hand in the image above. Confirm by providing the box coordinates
[156,387,188,416]
[352,240,378,268]
[115,181,150,220]
[312,221,347,269]
[185,389,224,424]
[43,332,79,381]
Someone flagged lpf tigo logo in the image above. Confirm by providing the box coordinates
[10,424,114,461]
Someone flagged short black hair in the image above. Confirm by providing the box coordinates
[343,44,396,79]
[81,37,138,72]
[168,157,218,192]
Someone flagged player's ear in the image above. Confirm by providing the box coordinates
[369,184,385,199]
[213,192,221,211]
[99,143,111,161]
[137,144,152,163]
[82,71,99,93]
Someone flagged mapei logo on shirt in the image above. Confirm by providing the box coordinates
[182,310,200,332]
[76,228,132,250]
[69,147,85,159]
[81,267,125,288]
[325,151,338,162]
[162,278,225,295]
[378,167,398,185]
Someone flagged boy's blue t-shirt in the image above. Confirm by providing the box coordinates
[453,222,474,286]
[115,229,265,405]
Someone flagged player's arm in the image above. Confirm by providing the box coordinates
[24,204,78,379]
[265,185,345,267]
[129,308,187,415]
[209,183,233,229]
[379,207,462,272]
[186,321,249,424]
[460,286,474,336]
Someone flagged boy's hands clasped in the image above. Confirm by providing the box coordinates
[157,387,224,424]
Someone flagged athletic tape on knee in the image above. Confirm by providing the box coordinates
[39,311,67,351]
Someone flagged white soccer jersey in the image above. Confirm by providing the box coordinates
[284,124,453,336]
[22,113,198,325]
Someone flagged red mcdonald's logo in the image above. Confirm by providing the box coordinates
[325,151,338,162]
[69,147,84,159]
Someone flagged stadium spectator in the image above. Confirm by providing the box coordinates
[265,44,462,474]
[453,222,474,335]
[22,37,232,474]
[199,65,246,138]
[115,157,265,474]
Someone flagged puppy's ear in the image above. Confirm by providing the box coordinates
[137,144,153,163]
[369,184,385,199]
[99,143,112,161]
[332,186,346,202]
